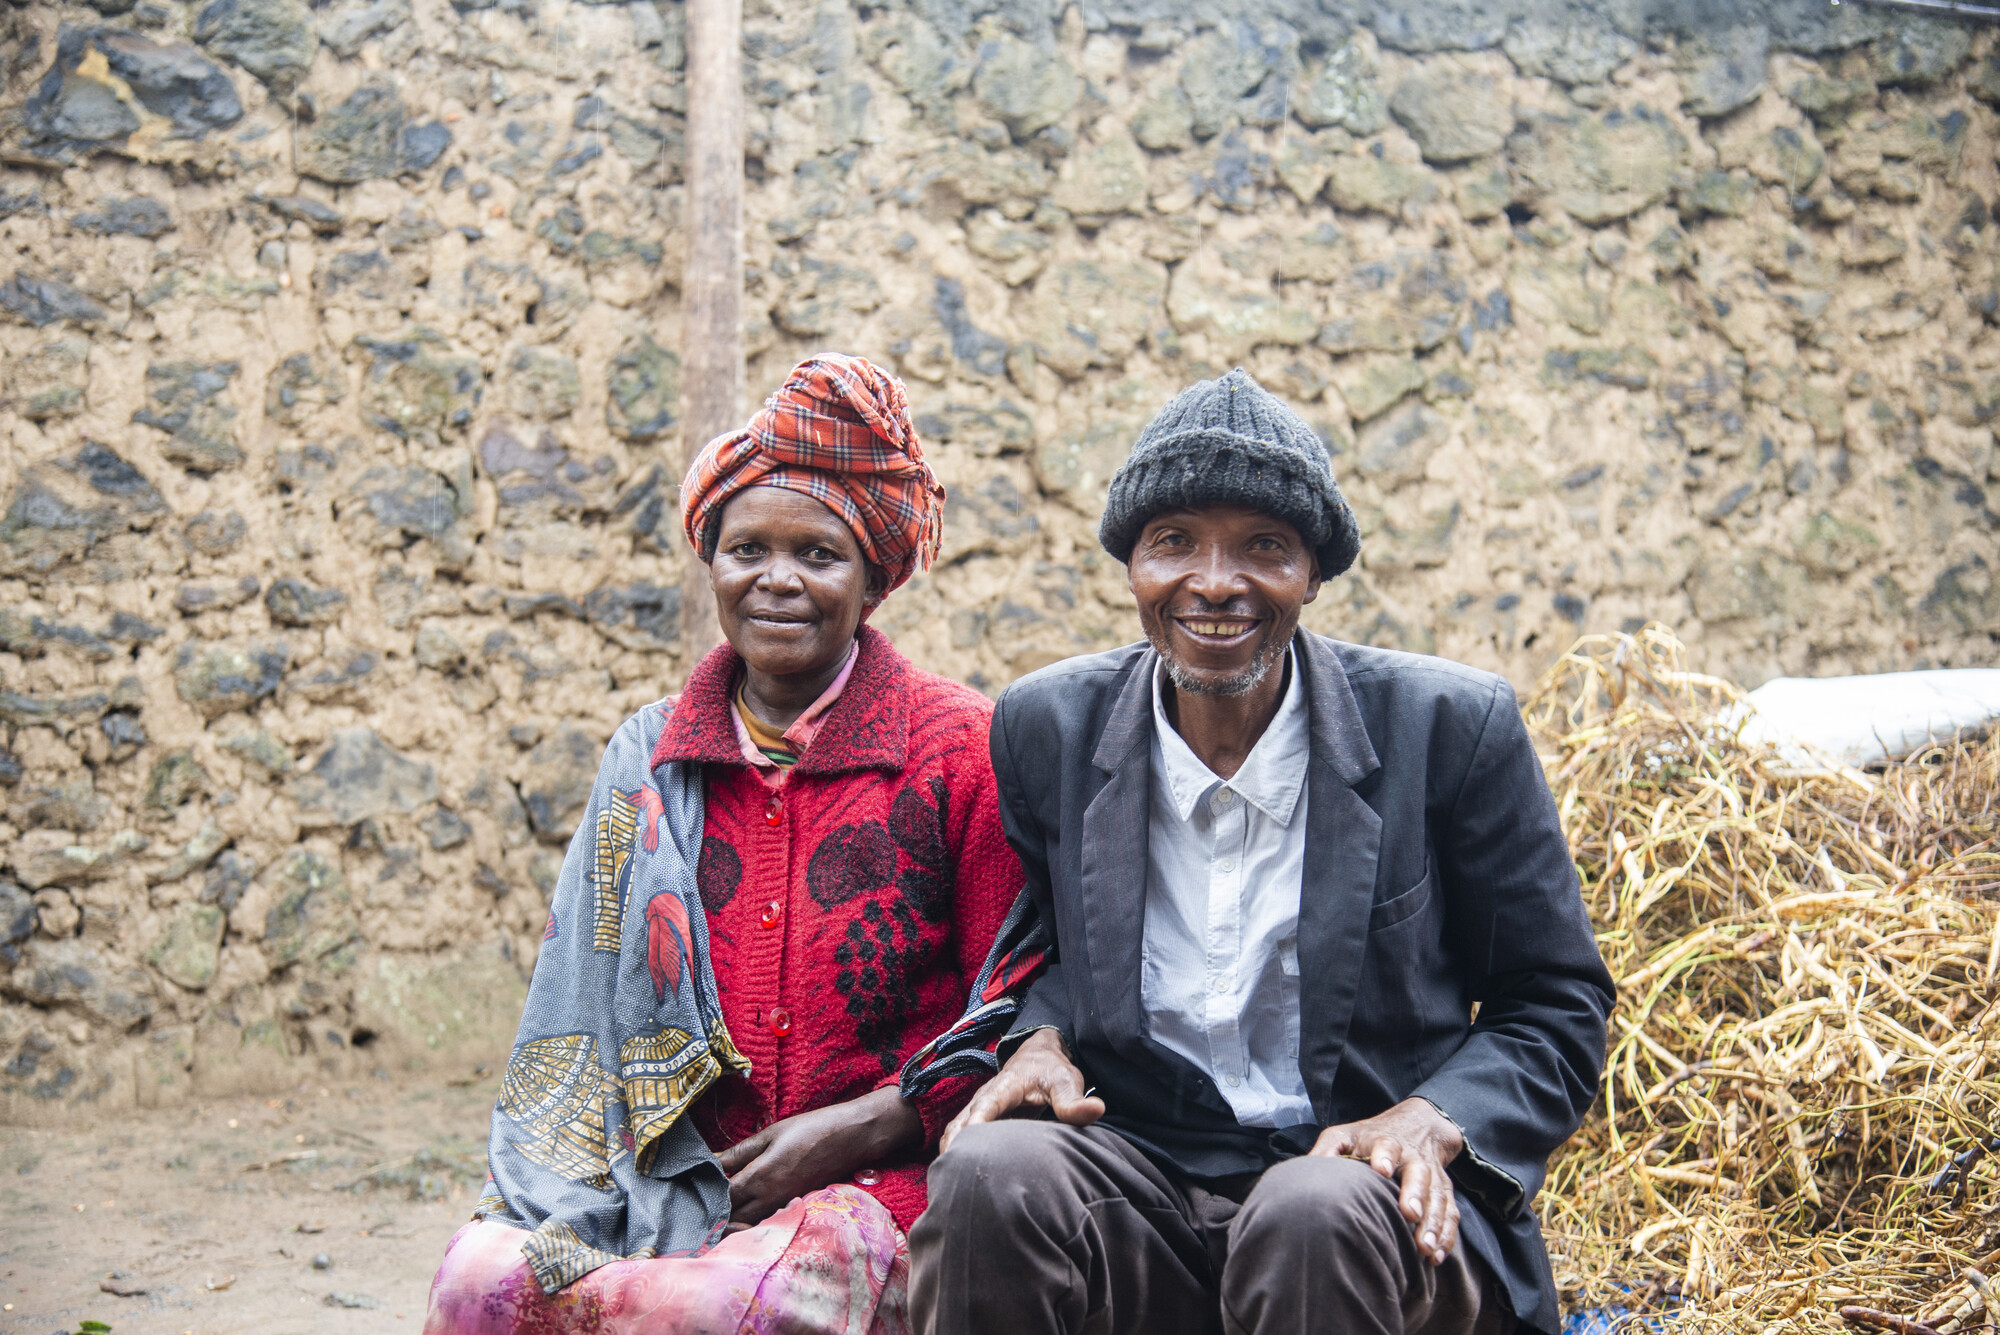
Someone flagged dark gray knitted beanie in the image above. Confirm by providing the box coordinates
[1098,368,1361,577]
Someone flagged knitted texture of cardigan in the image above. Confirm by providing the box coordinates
[654,626,1023,1233]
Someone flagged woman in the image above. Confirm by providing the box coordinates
[425,355,1037,1335]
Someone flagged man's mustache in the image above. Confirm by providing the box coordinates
[1164,599,1260,619]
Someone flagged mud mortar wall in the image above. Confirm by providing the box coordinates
[2,0,1998,1121]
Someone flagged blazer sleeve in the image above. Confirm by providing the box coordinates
[1410,678,1614,1220]
[988,689,1079,1063]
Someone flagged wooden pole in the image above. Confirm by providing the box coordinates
[678,0,743,670]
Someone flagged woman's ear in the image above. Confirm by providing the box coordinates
[864,563,889,607]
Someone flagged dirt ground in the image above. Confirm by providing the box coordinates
[0,1071,501,1335]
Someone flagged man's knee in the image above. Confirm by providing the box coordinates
[1233,1154,1406,1250]
[925,1119,1097,1231]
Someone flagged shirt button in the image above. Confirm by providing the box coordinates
[854,1168,882,1186]
[1218,859,1236,873]
[759,901,782,930]
[764,795,783,827]
[769,1008,792,1038]
[1224,1073,1241,1087]
[1216,790,1233,806]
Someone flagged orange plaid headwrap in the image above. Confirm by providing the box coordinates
[680,354,946,593]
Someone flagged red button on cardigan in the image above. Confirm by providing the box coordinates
[653,628,1024,1236]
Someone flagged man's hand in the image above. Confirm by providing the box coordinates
[938,1029,1105,1154]
[717,1086,921,1227]
[1311,1097,1465,1266]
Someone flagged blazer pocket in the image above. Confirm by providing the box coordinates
[1368,869,1433,932]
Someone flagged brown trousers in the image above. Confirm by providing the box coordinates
[910,1120,1516,1335]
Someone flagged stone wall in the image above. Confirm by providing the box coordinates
[3,0,1998,1120]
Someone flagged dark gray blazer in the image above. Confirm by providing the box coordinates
[989,630,1613,1335]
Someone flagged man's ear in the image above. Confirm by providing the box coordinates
[1301,554,1323,606]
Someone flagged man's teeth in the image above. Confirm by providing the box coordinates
[1183,620,1247,636]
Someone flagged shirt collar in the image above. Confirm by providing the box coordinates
[727,639,860,769]
[1150,646,1308,825]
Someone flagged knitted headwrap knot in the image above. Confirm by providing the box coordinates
[679,354,946,593]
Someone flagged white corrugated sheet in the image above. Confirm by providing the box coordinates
[1734,669,2000,769]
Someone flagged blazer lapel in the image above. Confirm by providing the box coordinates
[1294,631,1384,1123]
[1079,648,1155,1049]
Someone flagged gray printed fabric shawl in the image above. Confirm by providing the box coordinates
[472,698,750,1294]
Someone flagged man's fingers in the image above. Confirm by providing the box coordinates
[1051,1092,1106,1126]
[1044,1061,1102,1125]
[1397,1154,1429,1229]
[1439,1198,1462,1259]
[1367,1138,1402,1183]
[1419,1159,1451,1261]
[940,1073,1034,1152]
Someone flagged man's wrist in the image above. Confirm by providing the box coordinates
[1008,1025,1071,1064]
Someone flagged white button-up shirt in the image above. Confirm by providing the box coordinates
[1141,649,1315,1129]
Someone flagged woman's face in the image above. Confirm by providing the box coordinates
[708,486,884,680]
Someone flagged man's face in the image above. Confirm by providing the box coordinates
[1128,505,1322,696]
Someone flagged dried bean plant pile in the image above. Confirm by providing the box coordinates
[1526,628,2000,1335]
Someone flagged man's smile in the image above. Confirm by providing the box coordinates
[1173,616,1261,645]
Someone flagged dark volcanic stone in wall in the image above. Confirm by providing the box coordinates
[584,582,681,650]
[0,274,110,329]
[293,728,439,827]
[194,0,318,92]
[11,337,91,421]
[295,83,449,183]
[606,336,680,441]
[521,724,601,843]
[20,25,242,161]
[1388,65,1511,163]
[353,331,482,443]
[1508,106,1687,224]
[1675,22,1770,118]
[317,0,413,56]
[1292,36,1387,133]
[69,196,173,238]
[172,639,288,718]
[0,443,166,580]
[264,578,349,627]
[1500,10,1635,85]
[132,361,242,472]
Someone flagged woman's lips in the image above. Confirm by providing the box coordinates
[746,613,813,628]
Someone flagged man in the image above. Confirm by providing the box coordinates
[910,370,1614,1335]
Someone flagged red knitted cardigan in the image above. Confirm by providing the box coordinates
[653,626,1022,1233]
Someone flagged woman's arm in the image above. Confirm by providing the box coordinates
[715,1086,921,1226]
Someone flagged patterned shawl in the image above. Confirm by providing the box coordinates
[474,696,1052,1295]
[474,699,749,1294]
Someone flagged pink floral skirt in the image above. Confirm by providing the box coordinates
[423,1186,910,1335]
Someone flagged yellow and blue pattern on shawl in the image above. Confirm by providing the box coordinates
[475,697,749,1294]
